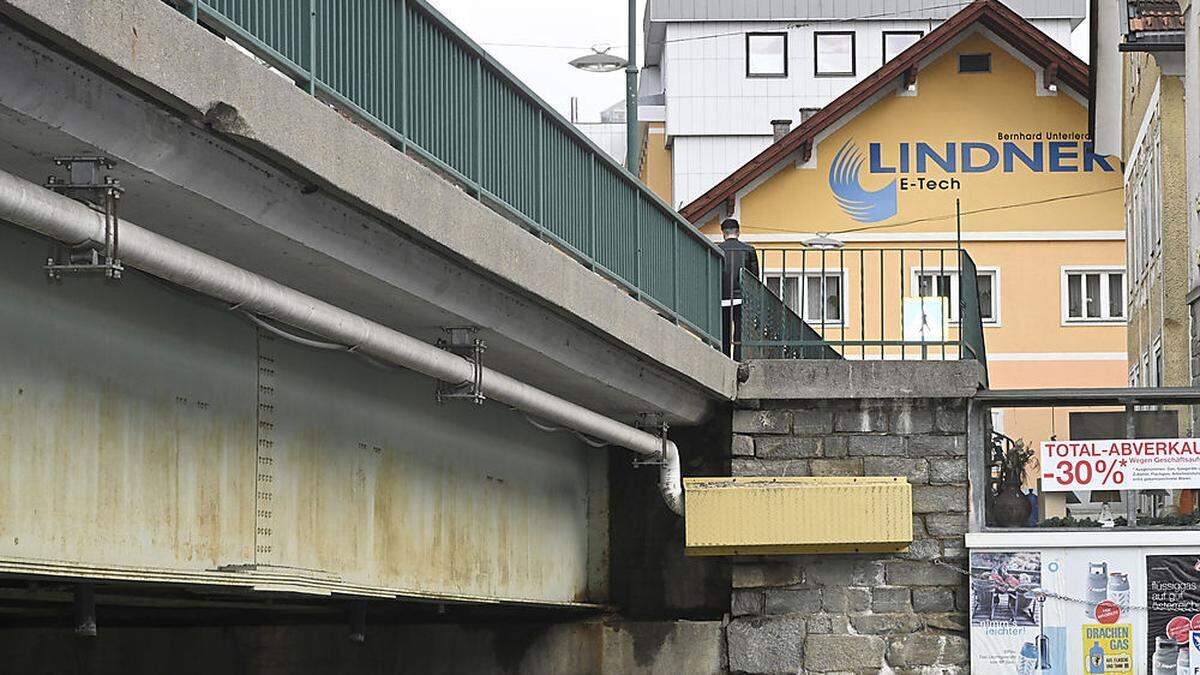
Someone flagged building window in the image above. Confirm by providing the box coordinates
[911,268,999,324]
[1154,340,1164,387]
[1128,125,1162,280]
[883,31,923,64]
[1062,268,1126,323]
[815,32,855,77]
[958,53,991,73]
[764,272,846,325]
[746,33,788,78]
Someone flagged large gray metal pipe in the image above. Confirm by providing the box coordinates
[0,168,683,515]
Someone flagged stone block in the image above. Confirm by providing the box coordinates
[911,515,927,538]
[941,541,967,560]
[887,634,969,667]
[924,613,969,633]
[834,405,890,433]
[804,615,850,636]
[732,458,810,477]
[928,458,967,485]
[912,486,967,514]
[906,435,965,457]
[727,616,805,674]
[886,561,963,586]
[756,436,822,460]
[850,613,925,635]
[732,590,763,616]
[733,409,792,434]
[822,436,849,458]
[897,538,941,561]
[863,457,929,484]
[806,559,884,587]
[912,587,956,614]
[847,435,905,457]
[731,434,755,457]
[872,587,912,613]
[804,634,885,672]
[733,563,805,589]
[847,587,872,613]
[891,402,935,434]
[934,404,968,433]
[810,458,864,477]
[925,514,968,537]
[764,589,822,615]
[792,410,834,435]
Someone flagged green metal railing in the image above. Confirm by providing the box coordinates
[169,0,723,345]
[740,271,841,360]
[738,247,989,381]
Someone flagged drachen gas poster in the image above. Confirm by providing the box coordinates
[1146,554,1200,673]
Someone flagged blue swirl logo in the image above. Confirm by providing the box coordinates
[829,140,897,223]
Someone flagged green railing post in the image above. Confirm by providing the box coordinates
[588,154,597,269]
[473,58,482,197]
[189,0,199,22]
[537,110,545,228]
[400,0,408,149]
[671,225,679,315]
[307,0,317,95]
[634,192,642,299]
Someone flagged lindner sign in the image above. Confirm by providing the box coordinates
[828,135,1117,223]
[1040,438,1200,492]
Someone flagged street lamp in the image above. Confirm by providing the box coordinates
[569,0,639,173]
[568,46,626,73]
[802,233,845,250]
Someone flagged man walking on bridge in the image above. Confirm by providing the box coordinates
[719,218,759,360]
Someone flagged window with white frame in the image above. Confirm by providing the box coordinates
[746,33,788,78]
[764,272,845,325]
[882,31,922,64]
[814,32,855,77]
[1127,124,1162,280]
[1062,268,1126,323]
[911,268,998,323]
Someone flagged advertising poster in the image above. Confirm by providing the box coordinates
[969,551,1045,671]
[972,549,1142,674]
[1040,438,1200,492]
[1146,555,1200,673]
[1081,624,1133,673]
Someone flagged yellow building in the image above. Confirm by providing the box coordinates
[671,1,1127,459]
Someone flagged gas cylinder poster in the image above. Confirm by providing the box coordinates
[1146,555,1200,673]
[1040,438,1200,492]
[969,551,1047,671]
[1042,550,1139,674]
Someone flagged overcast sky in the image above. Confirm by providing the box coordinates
[427,0,648,123]
[426,0,1088,124]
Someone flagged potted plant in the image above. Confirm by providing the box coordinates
[992,437,1035,527]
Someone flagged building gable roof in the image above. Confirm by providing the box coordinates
[678,0,1090,224]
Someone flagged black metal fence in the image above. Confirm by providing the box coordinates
[737,246,988,375]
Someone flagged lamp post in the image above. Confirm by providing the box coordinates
[624,0,638,174]
[569,0,639,173]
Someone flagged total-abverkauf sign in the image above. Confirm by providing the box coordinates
[1039,438,1200,492]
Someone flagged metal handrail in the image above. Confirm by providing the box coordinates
[168,0,724,345]
[739,246,989,373]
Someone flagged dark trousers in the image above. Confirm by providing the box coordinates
[722,302,742,361]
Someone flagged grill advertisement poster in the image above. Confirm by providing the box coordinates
[1146,555,1200,673]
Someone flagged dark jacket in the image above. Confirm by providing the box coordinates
[719,238,760,300]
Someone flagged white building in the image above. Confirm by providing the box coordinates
[639,0,1087,208]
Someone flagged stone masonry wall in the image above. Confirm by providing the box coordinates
[727,397,971,674]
